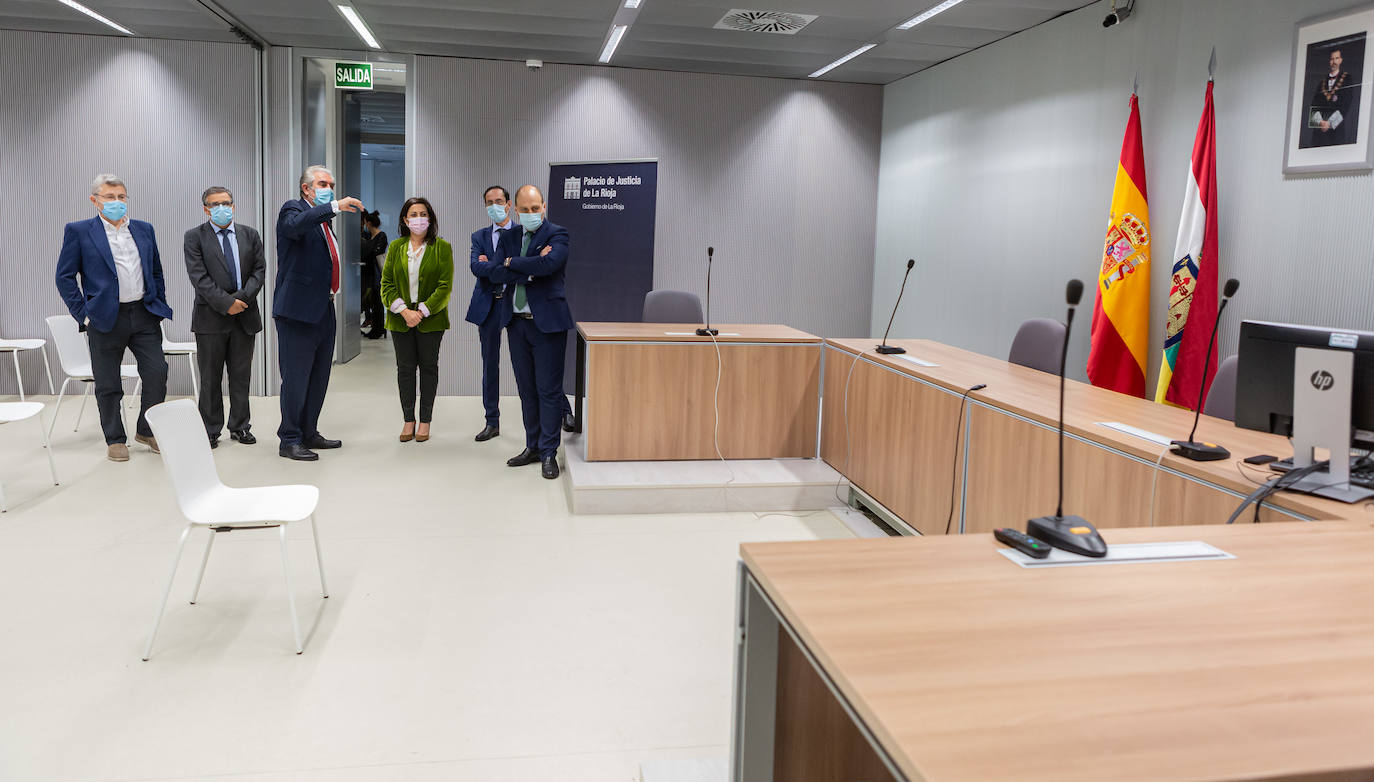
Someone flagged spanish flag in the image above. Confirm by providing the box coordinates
[1155,81,1220,408]
[1088,92,1150,397]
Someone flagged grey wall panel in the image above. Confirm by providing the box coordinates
[0,30,258,397]
[413,56,881,395]
[875,0,1374,389]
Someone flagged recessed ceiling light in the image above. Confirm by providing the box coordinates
[896,0,968,30]
[625,0,642,7]
[809,43,876,78]
[599,24,628,63]
[54,0,134,35]
[336,4,382,49]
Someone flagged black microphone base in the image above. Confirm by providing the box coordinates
[1170,439,1230,461]
[1026,514,1108,558]
[875,344,906,354]
[695,328,719,336]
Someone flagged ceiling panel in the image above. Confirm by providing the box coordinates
[0,0,1098,84]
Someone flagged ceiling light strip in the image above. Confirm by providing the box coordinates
[624,0,642,7]
[809,43,877,78]
[336,4,382,50]
[599,24,629,63]
[54,0,135,35]
[896,0,968,30]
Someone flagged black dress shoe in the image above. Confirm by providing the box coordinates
[541,455,560,479]
[279,443,319,461]
[507,448,540,467]
[475,425,500,442]
[304,434,342,449]
[208,436,219,449]
[562,413,577,433]
[230,430,256,445]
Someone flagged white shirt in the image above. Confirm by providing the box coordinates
[390,241,431,318]
[103,218,145,303]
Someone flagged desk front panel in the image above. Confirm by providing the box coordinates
[586,340,820,461]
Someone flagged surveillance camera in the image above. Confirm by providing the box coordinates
[1102,0,1133,27]
[526,59,543,71]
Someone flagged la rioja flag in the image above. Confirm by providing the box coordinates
[1155,80,1221,408]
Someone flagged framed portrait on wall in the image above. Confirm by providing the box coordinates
[1284,3,1374,173]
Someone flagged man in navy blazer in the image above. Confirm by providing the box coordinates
[273,164,365,461]
[55,174,172,462]
[483,184,573,479]
[466,185,516,443]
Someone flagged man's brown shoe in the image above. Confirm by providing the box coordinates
[107,443,130,462]
[135,434,160,454]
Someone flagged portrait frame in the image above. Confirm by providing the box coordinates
[1283,2,1374,174]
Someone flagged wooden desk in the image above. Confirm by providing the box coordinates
[577,323,821,461]
[820,339,1361,534]
[732,521,1374,781]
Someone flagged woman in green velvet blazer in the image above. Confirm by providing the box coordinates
[381,197,454,442]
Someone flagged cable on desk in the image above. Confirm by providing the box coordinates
[943,384,985,535]
[1147,442,1171,527]
[1226,460,1328,524]
[831,347,865,508]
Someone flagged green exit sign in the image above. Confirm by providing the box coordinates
[334,62,373,90]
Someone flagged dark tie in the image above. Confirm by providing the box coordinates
[219,229,240,289]
[514,231,533,310]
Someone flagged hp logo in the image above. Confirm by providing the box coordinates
[1310,370,1335,391]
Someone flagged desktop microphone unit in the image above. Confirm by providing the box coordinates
[876,259,916,355]
[696,246,719,337]
[1026,279,1108,558]
[1171,278,1240,461]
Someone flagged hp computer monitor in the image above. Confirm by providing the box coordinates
[1235,320,1374,451]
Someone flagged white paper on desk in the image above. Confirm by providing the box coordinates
[1097,421,1173,446]
[895,355,940,368]
[998,541,1233,568]
[663,331,741,336]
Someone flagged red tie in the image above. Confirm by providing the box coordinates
[322,223,341,294]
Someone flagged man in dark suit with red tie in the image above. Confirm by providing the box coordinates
[274,165,364,461]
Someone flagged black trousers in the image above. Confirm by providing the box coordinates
[86,302,167,444]
[195,327,255,437]
[393,327,444,423]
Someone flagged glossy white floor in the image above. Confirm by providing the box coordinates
[0,335,852,782]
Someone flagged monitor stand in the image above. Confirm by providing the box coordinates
[1287,347,1374,503]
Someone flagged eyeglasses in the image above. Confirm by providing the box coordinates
[95,193,130,202]
[204,201,234,207]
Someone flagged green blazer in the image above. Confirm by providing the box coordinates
[381,237,454,332]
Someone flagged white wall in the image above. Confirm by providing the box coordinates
[875,0,1374,384]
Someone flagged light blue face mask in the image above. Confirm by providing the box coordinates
[486,203,508,223]
[209,204,233,227]
[313,187,334,206]
[519,212,543,232]
[99,200,127,222]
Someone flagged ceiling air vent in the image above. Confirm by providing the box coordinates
[714,9,818,35]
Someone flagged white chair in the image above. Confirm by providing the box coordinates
[141,399,327,660]
[0,402,60,512]
[160,322,198,397]
[0,338,55,402]
[44,315,141,439]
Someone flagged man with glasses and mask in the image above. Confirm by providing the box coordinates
[273,165,365,461]
[55,174,172,462]
[184,186,266,449]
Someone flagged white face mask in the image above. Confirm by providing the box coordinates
[406,217,430,235]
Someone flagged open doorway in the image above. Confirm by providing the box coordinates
[354,88,406,346]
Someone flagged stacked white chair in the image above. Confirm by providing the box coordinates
[160,321,199,397]
[44,315,141,438]
[141,399,328,660]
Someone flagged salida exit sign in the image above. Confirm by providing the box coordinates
[334,62,373,90]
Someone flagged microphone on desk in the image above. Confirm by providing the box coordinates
[1170,278,1240,462]
[696,246,719,337]
[1026,279,1108,558]
[876,259,916,355]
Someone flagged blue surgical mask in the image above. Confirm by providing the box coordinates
[99,200,127,222]
[519,212,543,232]
[209,204,233,227]
[313,187,334,206]
[487,203,508,223]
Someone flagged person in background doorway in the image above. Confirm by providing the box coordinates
[361,209,388,339]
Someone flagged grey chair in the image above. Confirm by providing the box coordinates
[1203,354,1238,422]
[1008,318,1066,374]
[642,290,704,324]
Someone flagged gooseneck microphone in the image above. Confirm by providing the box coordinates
[696,246,718,337]
[1026,279,1108,557]
[1171,277,1240,461]
[876,259,916,355]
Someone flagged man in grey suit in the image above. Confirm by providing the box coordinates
[184,186,266,448]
